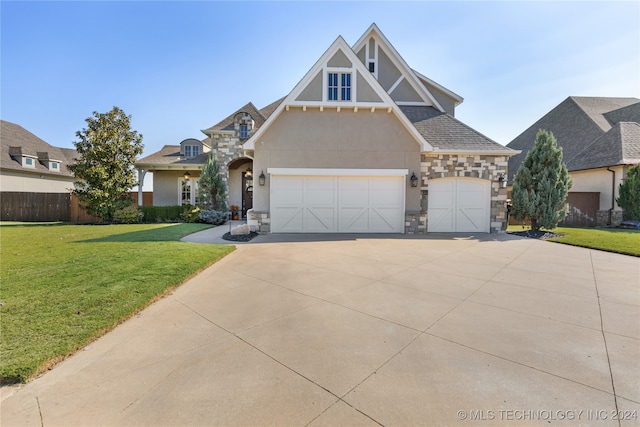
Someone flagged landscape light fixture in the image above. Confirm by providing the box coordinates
[259,171,266,186]
[410,172,418,187]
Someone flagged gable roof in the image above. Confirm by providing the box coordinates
[243,33,435,152]
[352,23,445,111]
[566,122,640,171]
[0,120,77,177]
[203,102,267,134]
[506,96,640,179]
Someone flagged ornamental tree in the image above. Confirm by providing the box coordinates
[510,129,573,231]
[69,107,143,222]
[198,152,227,211]
[617,165,640,220]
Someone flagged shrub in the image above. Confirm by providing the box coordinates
[182,206,201,223]
[114,205,142,224]
[198,209,228,225]
[140,205,184,223]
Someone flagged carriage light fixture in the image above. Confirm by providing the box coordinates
[410,172,418,187]
[259,171,266,186]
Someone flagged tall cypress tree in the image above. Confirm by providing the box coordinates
[198,152,227,211]
[511,129,573,231]
[617,165,640,220]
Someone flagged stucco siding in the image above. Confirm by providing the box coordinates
[390,78,422,103]
[327,50,352,68]
[295,71,323,102]
[153,170,200,206]
[356,71,383,103]
[252,108,420,212]
[570,166,625,211]
[0,171,75,193]
[377,47,401,92]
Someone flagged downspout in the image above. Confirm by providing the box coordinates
[606,167,615,226]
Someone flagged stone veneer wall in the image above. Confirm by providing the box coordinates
[247,210,271,234]
[420,153,510,234]
[210,134,245,205]
[596,210,623,227]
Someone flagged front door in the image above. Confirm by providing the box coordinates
[242,172,253,218]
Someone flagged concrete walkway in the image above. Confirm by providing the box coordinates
[2,233,639,426]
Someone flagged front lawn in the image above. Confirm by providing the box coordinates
[0,223,234,384]
[508,225,640,256]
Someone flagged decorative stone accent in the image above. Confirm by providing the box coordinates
[405,211,427,234]
[596,210,623,227]
[211,133,249,206]
[421,153,510,234]
[247,210,271,234]
[230,224,250,235]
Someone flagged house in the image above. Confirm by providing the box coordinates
[1,120,77,193]
[136,24,517,234]
[507,97,640,226]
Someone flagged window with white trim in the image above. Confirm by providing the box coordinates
[51,161,59,171]
[179,178,199,205]
[184,146,192,157]
[327,72,351,101]
[192,146,199,157]
[239,125,248,139]
[23,157,35,168]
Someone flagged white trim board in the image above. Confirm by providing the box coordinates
[267,168,408,177]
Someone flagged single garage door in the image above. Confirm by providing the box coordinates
[270,170,405,233]
[428,178,490,232]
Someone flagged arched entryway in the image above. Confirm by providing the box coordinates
[227,157,253,218]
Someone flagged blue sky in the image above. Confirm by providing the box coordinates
[2,1,639,160]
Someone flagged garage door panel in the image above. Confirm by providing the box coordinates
[272,174,404,233]
[428,178,489,233]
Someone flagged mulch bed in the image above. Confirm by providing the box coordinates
[507,229,563,240]
[222,232,259,242]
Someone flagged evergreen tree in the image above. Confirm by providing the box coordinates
[511,129,573,231]
[198,152,227,211]
[69,107,143,222]
[617,165,640,220]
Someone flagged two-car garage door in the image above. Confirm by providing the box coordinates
[427,178,490,233]
[270,170,405,233]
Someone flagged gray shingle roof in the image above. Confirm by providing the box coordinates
[506,96,640,179]
[136,144,209,167]
[400,106,516,153]
[1,120,77,177]
[566,122,640,171]
[203,102,267,133]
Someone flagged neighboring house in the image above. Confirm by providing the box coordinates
[507,97,640,226]
[1,120,77,193]
[136,24,517,234]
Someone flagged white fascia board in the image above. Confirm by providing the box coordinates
[352,24,446,113]
[426,148,521,156]
[412,69,464,105]
[135,164,205,171]
[268,168,408,177]
[201,129,234,137]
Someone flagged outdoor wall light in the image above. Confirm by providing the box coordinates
[259,171,266,186]
[498,173,507,188]
[410,172,418,187]
[245,168,253,177]
[184,171,191,180]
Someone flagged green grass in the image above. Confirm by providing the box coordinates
[508,225,640,256]
[0,223,234,384]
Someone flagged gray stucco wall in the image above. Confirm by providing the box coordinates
[153,170,200,206]
[252,108,421,212]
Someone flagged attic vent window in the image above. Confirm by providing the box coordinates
[51,161,59,170]
[327,72,351,101]
[184,146,191,157]
[240,125,248,139]
[368,62,375,73]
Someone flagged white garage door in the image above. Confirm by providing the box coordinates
[270,171,405,233]
[428,178,490,232]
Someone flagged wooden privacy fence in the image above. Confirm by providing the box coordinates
[508,191,600,227]
[1,192,153,223]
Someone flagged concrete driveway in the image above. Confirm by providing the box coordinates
[2,233,639,426]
